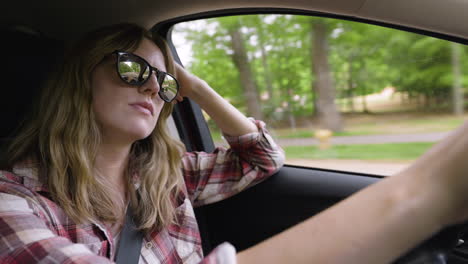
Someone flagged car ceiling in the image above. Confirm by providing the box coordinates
[2,0,467,42]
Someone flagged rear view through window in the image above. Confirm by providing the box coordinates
[172,15,468,176]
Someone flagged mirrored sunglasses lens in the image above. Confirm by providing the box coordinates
[160,74,178,102]
[118,59,148,85]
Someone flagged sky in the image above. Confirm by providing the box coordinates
[171,19,215,66]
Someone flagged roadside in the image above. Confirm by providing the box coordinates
[280,132,446,176]
[215,134,436,176]
[211,112,465,176]
[274,131,450,146]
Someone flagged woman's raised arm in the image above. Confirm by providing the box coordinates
[174,63,258,136]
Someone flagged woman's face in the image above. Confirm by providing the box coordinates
[91,38,166,145]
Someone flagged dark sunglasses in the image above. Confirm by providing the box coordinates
[113,51,179,102]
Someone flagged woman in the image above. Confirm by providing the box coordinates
[1,23,468,264]
[0,23,284,263]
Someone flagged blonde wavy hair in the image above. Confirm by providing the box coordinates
[3,23,184,232]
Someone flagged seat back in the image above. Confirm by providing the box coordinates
[0,26,63,155]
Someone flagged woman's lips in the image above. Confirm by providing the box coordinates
[130,103,153,116]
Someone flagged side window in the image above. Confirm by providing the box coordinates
[172,15,467,176]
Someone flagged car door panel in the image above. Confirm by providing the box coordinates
[195,166,381,252]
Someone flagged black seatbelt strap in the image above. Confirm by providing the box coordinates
[115,205,144,264]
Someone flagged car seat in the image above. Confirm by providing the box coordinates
[0,25,63,155]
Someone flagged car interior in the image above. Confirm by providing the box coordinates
[2,0,468,263]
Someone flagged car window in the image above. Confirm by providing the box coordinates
[171,14,468,176]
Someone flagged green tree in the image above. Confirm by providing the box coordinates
[330,21,398,113]
[223,17,264,120]
[309,18,343,131]
[175,14,467,132]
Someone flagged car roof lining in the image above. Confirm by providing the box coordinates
[157,8,468,46]
[2,0,467,42]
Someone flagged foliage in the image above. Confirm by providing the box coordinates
[173,15,467,126]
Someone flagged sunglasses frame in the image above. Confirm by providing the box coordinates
[113,51,179,103]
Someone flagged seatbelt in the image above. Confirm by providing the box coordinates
[115,205,144,264]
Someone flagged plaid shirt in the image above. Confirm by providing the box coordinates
[0,120,284,264]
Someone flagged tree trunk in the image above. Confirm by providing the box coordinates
[451,42,463,116]
[347,56,355,113]
[361,93,369,113]
[310,20,343,131]
[257,23,274,103]
[359,66,370,114]
[287,89,297,131]
[229,27,263,120]
[309,29,318,117]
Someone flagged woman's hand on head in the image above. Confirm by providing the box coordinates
[173,63,206,103]
[171,62,257,136]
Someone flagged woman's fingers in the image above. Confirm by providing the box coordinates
[173,60,207,100]
[174,63,195,98]
[171,94,184,105]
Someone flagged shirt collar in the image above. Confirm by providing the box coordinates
[11,160,48,193]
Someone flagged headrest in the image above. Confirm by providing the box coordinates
[0,26,63,140]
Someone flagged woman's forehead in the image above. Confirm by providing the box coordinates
[132,38,166,70]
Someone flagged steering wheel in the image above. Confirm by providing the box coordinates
[393,223,468,264]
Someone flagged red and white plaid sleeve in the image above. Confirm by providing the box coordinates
[182,119,285,206]
[0,172,112,264]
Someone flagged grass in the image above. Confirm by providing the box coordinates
[269,114,466,139]
[283,142,435,161]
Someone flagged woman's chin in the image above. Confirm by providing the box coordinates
[129,130,153,142]
[100,122,156,146]
[124,122,156,140]
[105,129,153,145]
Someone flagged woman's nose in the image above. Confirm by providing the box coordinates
[138,72,160,97]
